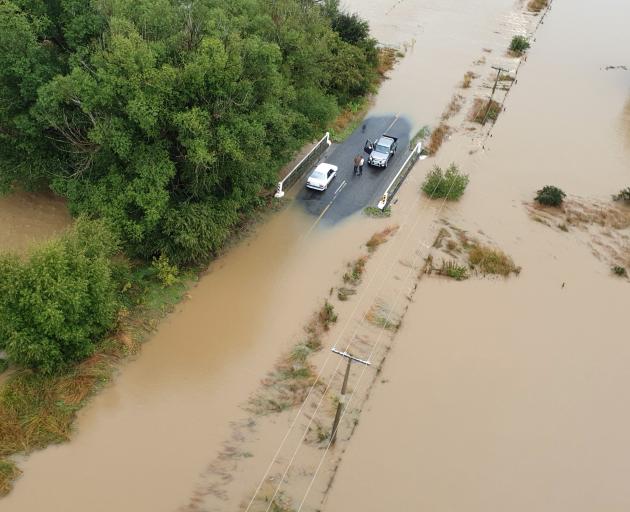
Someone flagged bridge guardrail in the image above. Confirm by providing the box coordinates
[274,132,331,198]
[377,142,422,210]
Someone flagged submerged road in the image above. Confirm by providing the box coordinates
[294,114,412,224]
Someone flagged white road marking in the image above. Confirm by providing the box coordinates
[334,180,347,195]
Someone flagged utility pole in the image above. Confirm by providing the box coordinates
[330,348,371,445]
[482,65,509,125]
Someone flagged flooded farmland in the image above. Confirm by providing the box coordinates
[324,0,630,510]
[2,0,629,511]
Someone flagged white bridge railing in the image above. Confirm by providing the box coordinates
[274,132,331,198]
[377,142,422,210]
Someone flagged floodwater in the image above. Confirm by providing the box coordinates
[325,0,630,511]
[0,190,71,253]
[4,0,629,511]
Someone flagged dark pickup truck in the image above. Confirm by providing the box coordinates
[364,134,398,168]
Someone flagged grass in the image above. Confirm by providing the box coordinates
[319,300,338,330]
[377,47,398,78]
[461,71,478,88]
[365,302,400,332]
[509,35,531,56]
[366,226,399,253]
[0,263,196,494]
[439,260,469,281]
[468,245,521,276]
[528,0,549,12]
[425,123,450,155]
[343,256,368,285]
[441,94,464,121]
[470,98,502,124]
[0,459,21,497]
[337,287,357,301]
[0,359,8,375]
[328,96,371,142]
[409,125,430,150]
[364,206,391,218]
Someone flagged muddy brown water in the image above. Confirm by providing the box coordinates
[324,0,630,510]
[3,1,629,511]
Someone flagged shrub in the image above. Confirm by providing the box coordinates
[612,187,630,202]
[509,36,531,55]
[421,163,469,200]
[535,186,566,207]
[319,300,338,330]
[612,266,627,277]
[152,254,178,288]
[0,359,8,374]
[440,260,468,280]
[0,219,120,374]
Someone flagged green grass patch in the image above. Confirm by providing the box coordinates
[439,260,469,281]
[468,245,521,277]
[410,125,430,150]
[364,206,391,218]
[0,458,21,497]
[343,256,368,285]
[509,35,531,55]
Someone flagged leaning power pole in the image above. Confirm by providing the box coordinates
[330,348,371,445]
[482,65,510,125]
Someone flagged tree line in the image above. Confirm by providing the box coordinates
[0,0,378,266]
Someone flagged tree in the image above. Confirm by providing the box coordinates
[535,186,566,207]
[0,0,380,265]
[421,163,469,200]
[0,219,120,374]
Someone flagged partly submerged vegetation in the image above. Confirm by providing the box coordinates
[612,187,630,203]
[509,35,531,55]
[421,164,469,201]
[535,186,566,207]
[528,0,549,13]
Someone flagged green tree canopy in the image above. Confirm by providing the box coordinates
[0,0,378,264]
[0,219,120,374]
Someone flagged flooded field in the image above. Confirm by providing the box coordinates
[325,0,630,510]
[3,0,628,511]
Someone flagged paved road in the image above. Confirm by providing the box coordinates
[294,114,412,225]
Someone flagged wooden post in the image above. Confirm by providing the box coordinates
[329,348,371,445]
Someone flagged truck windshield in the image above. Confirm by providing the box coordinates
[374,144,389,153]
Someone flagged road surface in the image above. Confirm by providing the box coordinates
[294,114,412,224]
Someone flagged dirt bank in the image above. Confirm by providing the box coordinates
[324,0,630,510]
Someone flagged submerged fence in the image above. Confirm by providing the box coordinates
[377,142,422,210]
[274,132,331,198]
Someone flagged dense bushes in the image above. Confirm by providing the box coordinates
[0,0,378,265]
[535,186,566,207]
[0,220,120,374]
[421,163,469,200]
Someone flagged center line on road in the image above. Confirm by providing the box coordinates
[385,114,400,133]
[334,180,347,195]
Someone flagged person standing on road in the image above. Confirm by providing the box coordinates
[353,154,362,176]
[359,155,365,176]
